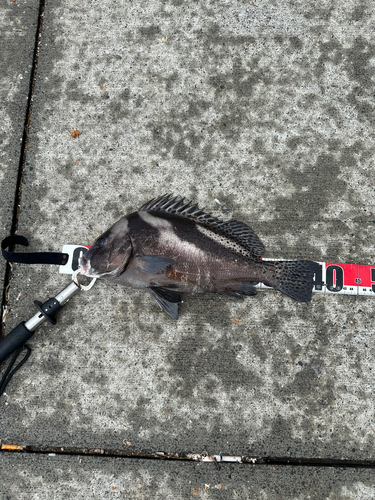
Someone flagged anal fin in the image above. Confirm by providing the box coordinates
[216,282,258,299]
[149,287,182,320]
[217,291,244,300]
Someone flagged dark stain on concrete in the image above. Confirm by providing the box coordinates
[165,71,179,91]
[287,136,304,151]
[315,37,375,123]
[137,84,221,170]
[166,329,263,399]
[302,5,334,21]
[195,23,256,48]
[348,2,368,22]
[139,25,161,39]
[278,363,335,412]
[289,36,303,50]
[256,153,349,250]
[246,329,268,363]
[103,200,123,220]
[108,100,129,121]
[209,57,271,101]
[80,370,110,388]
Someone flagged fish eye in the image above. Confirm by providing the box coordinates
[96,237,106,247]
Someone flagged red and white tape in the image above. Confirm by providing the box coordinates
[59,245,375,297]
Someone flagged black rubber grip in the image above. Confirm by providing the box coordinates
[0,323,34,364]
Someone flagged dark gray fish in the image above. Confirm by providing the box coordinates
[79,195,319,319]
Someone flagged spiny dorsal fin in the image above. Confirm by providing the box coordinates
[139,194,264,258]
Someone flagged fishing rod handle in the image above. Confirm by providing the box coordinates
[0,281,80,365]
[0,322,34,364]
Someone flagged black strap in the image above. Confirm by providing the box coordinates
[0,345,31,397]
[1,235,68,265]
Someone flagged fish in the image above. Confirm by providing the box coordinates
[79,194,319,320]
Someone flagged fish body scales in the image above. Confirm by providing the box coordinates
[79,195,319,319]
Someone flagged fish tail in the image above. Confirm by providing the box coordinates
[264,260,319,302]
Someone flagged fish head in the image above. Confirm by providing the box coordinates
[79,217,132,278]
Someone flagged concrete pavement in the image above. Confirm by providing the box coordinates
[1,0,375,498]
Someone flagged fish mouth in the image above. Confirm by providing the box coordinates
[78,253,128,279]
[79,255,92,276]
[78,255,102,278]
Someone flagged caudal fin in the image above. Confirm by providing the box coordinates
[265,260,319,302]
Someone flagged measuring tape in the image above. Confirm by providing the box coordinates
[59,245,375,297]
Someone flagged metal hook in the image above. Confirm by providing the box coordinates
[72,269,97,291]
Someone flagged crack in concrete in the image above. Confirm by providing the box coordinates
[2,443,375,469]
[1,0,46,339]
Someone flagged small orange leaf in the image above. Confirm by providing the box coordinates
[192,488,199,495]
[218,483,222,489]
[70,129,81,138]
[233,317,243,324]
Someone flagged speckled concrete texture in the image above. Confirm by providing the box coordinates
[1,453,375,500]
[2,0,375,497]
[0,0,39,289]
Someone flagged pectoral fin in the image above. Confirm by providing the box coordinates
[149,287,182,320]
[137,255,174,275]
